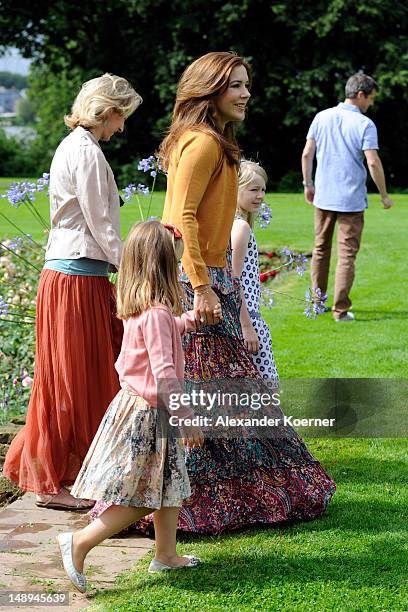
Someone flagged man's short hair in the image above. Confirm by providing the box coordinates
[345,73,378,98]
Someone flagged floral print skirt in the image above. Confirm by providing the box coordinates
[90,263,336,534]
[72,388,191,509]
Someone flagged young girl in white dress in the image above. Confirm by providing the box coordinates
[231,160,279,385]
[56,221,210,592]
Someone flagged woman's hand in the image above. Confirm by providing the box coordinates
[182,425,204,448]
[242,322,260,354]
[194,285,222,326]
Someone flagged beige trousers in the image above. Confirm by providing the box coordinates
[311,207,364,319]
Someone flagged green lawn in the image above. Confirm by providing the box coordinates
[1,184,406,377]
[258,193,408,379]
[87,439,408,612]
[1,182,407,611]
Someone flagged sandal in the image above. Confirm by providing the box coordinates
[36,488,95,511]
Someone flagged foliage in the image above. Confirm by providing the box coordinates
[26,65,83,172]
[0,71,28,90]
[1,1,408,186]
[15,95,36,125]
[0,128,38,176]
[0,239,38,424]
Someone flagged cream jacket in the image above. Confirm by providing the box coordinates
[45,126,122,268]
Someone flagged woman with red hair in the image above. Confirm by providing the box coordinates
[93,52,335,533]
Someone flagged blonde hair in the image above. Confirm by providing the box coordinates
[64,73,142,130]
[237,160,268,228]
[117,221,183,319]
[159,51,251,169]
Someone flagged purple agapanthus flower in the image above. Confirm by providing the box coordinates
[0,296,9,316]
[137,184,150,197]
[123,183,150,201]
[138,156,156,173]
[260,287,275,310]
[138,155,163,175]
[5,181,37,207]
[281,248,308,277]
[36,173,50,192]
[256,203,272,229]
[294,254,308,277]
[304,287,328,319]
[8,236,25,251]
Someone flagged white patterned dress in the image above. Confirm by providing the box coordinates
[240,227,279,386]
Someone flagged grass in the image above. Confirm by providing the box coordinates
[257,193,408,378]
[2,185,406,376]
[86,439,408,612]
[1,182,407,610]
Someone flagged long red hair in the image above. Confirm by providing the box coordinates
[159,51,251,168]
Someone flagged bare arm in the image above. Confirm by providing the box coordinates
[364,149,393,209]
[301,139,316,204]
[231,220,260,354]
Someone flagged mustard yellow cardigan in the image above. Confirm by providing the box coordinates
[162,130,238,288]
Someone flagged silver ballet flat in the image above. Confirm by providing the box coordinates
[56,532,87,593]
[148,555,201,573]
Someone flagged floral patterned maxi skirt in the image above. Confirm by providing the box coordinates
[72,389,191,509]
[91,265,336,534]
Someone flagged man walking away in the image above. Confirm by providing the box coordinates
[301,73,393,322]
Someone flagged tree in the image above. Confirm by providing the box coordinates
[0,128,38,175]
[15,95,36,124]
[1,0,408,186]
[0,71,28,90]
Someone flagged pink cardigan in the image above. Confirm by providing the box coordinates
[116,305,196,418]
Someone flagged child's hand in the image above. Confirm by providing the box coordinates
[195,300,223,329]
[194,286,222,326]
[242,322,260,354]
[182,425,204,448]
[213,302,223,322]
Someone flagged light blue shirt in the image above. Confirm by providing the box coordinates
[44,258,109,276]
[307,102,379,212]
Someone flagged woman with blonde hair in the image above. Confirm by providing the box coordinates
[4,73,142,510]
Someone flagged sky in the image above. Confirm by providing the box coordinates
[0,47,32,75]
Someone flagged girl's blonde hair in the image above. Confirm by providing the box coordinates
[237,160,268,228]
[117,221,184,319]
[65,73,142,130]
[159,51,251,169]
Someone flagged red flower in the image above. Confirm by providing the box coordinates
[260,269,280,283]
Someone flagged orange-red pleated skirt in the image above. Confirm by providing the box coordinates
[3,269,123,494]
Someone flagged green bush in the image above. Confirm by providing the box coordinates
[0,128,39,177]
[0,239,40,423]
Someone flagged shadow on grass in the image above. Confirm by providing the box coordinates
[174,493,407,541]
[353,309,408,321]
[323,455,408,485]
[89,496,408,608]
[93,531,408,605]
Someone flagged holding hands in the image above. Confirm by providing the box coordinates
[194,285,223,327]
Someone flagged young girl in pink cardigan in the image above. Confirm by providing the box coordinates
[56,221,212,592]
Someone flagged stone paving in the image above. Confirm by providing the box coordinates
[0,493,154,610]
